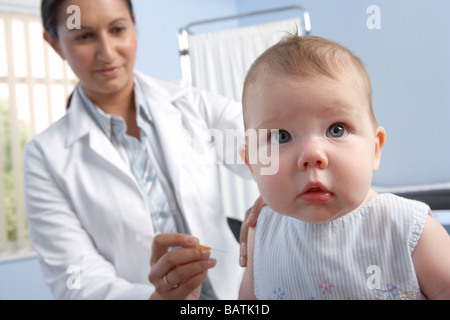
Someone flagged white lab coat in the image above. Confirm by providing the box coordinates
[23,71,250,300]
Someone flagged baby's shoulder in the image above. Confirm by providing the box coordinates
[370,193,430,218]
[370,193,431,251]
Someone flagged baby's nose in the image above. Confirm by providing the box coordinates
[297,149,328,170]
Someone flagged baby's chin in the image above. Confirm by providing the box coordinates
[286,211,350,224]
[269,190,378,224]
[277,203,363,224]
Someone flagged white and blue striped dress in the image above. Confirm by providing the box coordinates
[254,193,429,300]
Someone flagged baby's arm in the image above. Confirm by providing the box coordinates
[412,214,450,299]
[239,227,257,299]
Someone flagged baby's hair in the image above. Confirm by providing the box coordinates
[242,34,377,128]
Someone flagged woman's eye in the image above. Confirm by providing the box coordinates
[327,123,347,138]
[112,27,126,34]
[271,130,292,144]
[75,33,92,41]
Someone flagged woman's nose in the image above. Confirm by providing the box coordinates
[297,142,328,170]
[97,34,114,61]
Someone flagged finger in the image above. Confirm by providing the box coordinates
[153,247,211,280]
[149,246,212,291]
[164,269,210,300]
[158,259,216,300]
[239,207,252,246]
[165,256,216,289]
[239,196,265,249]
[239,207,253,268]
[247,196,266,227]
[175,267,214,299]
[150,233,198,266]
[239,196,266,267]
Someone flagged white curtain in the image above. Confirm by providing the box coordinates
[187,18,301,221]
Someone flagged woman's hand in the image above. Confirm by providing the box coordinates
[149,233,216,300]
[239,196,266,268]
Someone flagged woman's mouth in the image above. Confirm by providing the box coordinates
[96,66,120,78]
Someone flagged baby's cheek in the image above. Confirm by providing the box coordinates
[334,162,373,207]
[254,175,286,211]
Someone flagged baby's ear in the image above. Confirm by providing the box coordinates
[239,144,254,175]
[373,126,386,172]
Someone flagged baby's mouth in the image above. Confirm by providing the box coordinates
[298,183,333,203]
[307,187,323,192]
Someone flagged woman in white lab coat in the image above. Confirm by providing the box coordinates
[24,0,254,299]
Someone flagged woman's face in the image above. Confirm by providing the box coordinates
[45,0,137,100]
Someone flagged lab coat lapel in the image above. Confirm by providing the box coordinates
[89,125,133,177]
[144,88,185,200]
[66,89,136,182]
[138,76,195,222]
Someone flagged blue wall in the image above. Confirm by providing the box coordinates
[235,0,450,188]
[0,256,52,300]
[133,0,239,81]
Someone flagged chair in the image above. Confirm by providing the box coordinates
[227,217,242,242]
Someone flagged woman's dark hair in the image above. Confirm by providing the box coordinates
[41,0,135,40]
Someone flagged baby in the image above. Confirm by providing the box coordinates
[238,34,450,300]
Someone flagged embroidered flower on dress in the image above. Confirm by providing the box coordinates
[400,290,416,300]
[271,288,286,300]
[382,284,398,299]
[319,280,333,295]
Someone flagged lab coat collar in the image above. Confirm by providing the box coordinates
[65,71,190,195]
[66,90,92,148]
[66,71,190,148]
[134,70,190,103]
[66,90,133,178]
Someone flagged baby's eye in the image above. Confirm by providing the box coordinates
[271,129,292,144]
[327,123,348,138]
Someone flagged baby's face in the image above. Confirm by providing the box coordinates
[243,73,385,223]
